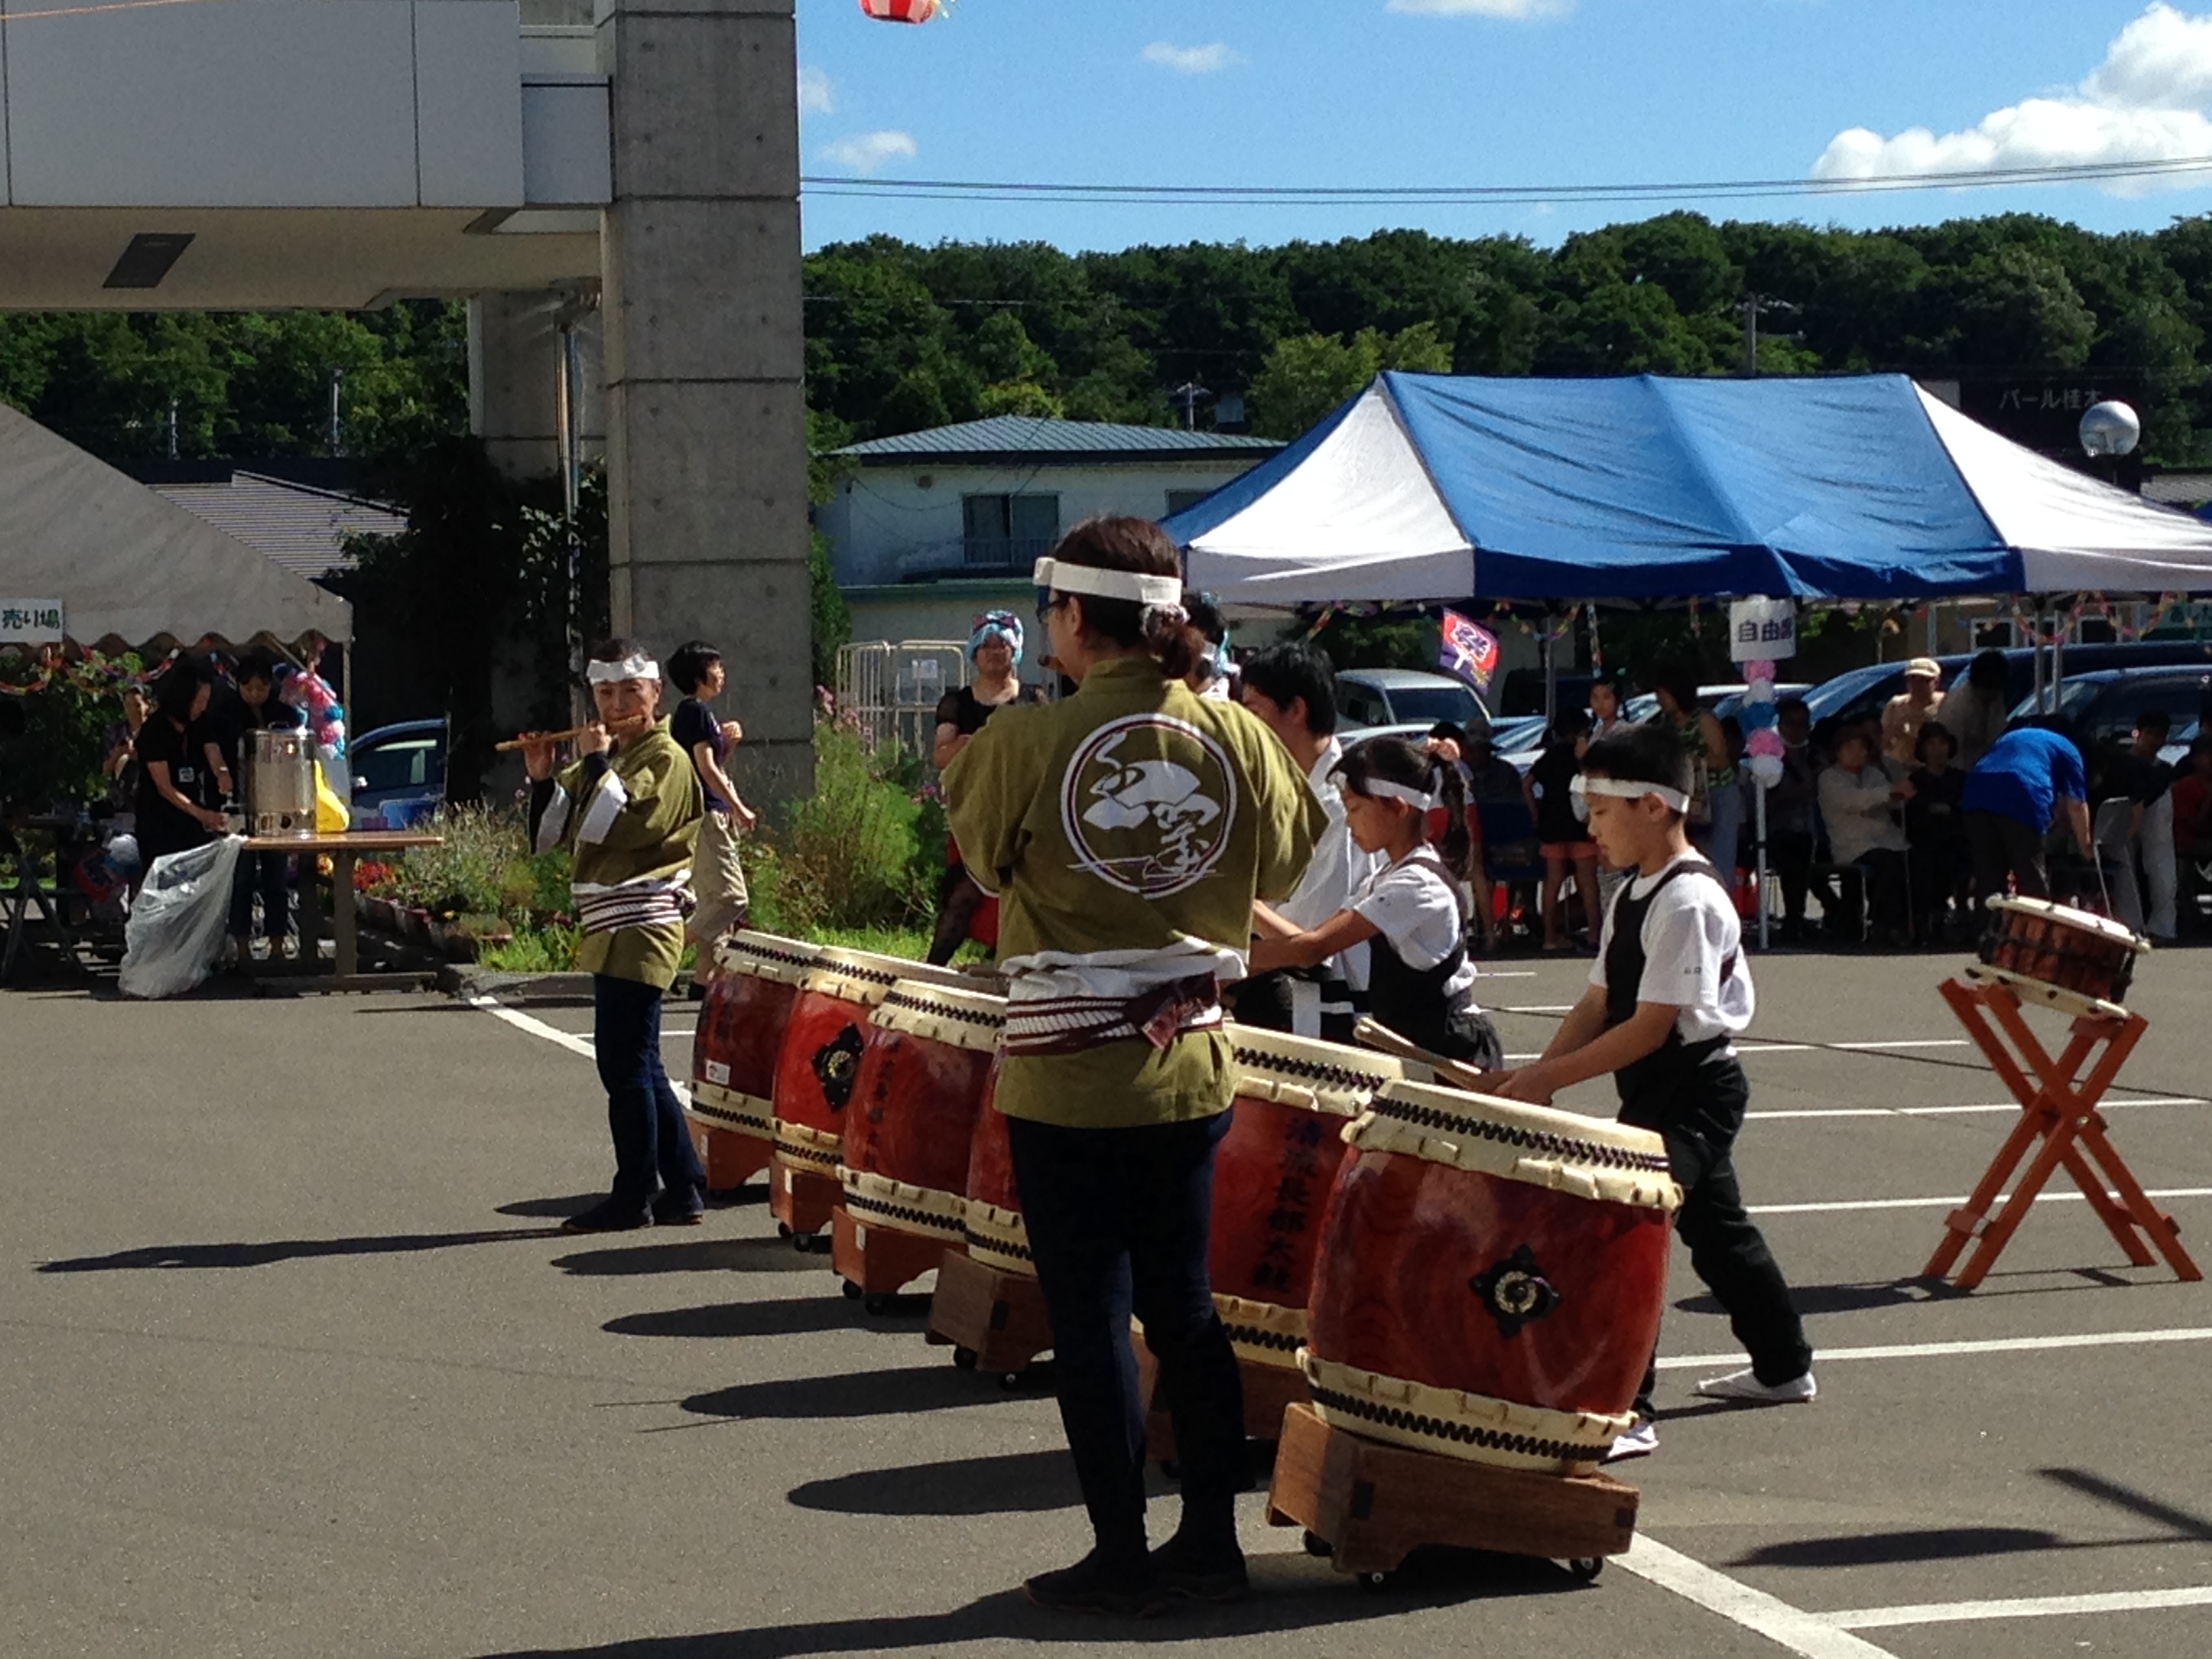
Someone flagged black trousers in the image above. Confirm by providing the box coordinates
[1624,1054,1812,1416]
[1968,809,2049,904]
[592,972,703,1210]
[1768,829,1821,924]
[1006,1109,1250,1567]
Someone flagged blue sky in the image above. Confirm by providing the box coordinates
[797,0,2212,251]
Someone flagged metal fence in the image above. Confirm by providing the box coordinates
[834,640,970,762]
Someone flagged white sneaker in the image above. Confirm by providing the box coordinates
[1604,1418,1658,1462]
[1696,1367,1817,1404]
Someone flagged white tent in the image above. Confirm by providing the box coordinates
[0,401,351,648]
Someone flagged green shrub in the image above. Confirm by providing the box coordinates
[752,721,935,935]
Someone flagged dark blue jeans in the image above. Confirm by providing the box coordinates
[592,973,703,1209]
[227,850,290,941]
[1006,1109,1249,1567]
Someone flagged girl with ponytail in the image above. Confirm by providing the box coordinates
[1250,734,1504,1069]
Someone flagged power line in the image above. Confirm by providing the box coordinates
[802,152,2212,208]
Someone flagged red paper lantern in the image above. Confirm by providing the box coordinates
[859,0,940,20]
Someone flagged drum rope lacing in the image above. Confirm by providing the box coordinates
[1221,1319,1303,1355]
[1368,1097,1673,1174]
[1231,1044,1395,1094]
[727,941,820,972]
[878,989,1006,1031]
[962,1223,1033,1263]
[842,1185,962,1235]
[1305,1378,1616,1464]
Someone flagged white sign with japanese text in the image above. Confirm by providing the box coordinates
[1728,596,1796,662]
[0,599,63,643]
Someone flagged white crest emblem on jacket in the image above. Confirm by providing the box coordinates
[1060,714,1237,897]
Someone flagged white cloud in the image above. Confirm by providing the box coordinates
[821,129,918,172]
[798,66,834,117]
[1386,0,1574,18]
[1814,3,2212,194]
[1141,41,1243,74]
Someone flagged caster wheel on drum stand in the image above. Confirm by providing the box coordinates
[951,1347,978,1372]
[840,1279,862,1300]
[1356,1570,1393,1595]
[1568,1557,1604,1584]
[998,1371,1026,1393]
[1157,1458,1181,1483]
[863,1294,893,1315]
[777,1222,792,1241]
[1302,1531,1332,1560]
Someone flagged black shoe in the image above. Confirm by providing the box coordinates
[1150,1534,1250,1603]
[1023,1550,1169,1617]
[560,1198,652,1234]
[651,1186,706,1227]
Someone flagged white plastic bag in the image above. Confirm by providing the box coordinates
[119,836,244,1000]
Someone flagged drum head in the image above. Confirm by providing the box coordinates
[872,978,1008,1054]
[1227,1023,1409,1117]
[803,947,991,1008]
[1359,1080,1679,1212]
[714,929,825,985]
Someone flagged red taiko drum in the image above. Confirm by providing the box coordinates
[838,979,1006,1243]
[1969,895,2148,1019]
[962,1076,1027,1277]
[1208,1026,1416,1370]
[1303,1080,1681,1475]
[689,930,822,1145]
[769,948,978,1180]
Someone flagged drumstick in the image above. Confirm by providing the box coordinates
[1351,1017,1492,1092]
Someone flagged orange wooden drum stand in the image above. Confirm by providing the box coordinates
[924,1247,1054,1380]
[1925,977,2200,1290]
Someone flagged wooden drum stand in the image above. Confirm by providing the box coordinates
[1925,977,2200,1290]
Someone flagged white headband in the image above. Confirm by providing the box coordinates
[1033,557,1185,610]
[1572,774,1689,813]
[587,654,660,684]
[1359,779,1439,811]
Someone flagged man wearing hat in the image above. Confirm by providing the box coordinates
[1881,659,1944,771]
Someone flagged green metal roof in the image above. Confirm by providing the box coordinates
[829,416,1282,464]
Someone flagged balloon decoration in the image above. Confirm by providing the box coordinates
[859,0,943,21]
[1737,656,1786,790]
[281,665,347,762]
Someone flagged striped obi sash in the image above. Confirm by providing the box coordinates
[573,874,694,937]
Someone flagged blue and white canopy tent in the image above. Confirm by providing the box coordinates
[1164,372,2212,607]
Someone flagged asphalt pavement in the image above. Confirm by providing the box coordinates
[6,941,2212,1658]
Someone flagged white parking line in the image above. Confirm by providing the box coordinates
[1656,1326,2212,1371]
[1751,1187,2212,1216]
[1824,1585,2212,1629]
[470,995,691,1105]
[1620,1536,1900,1658]
[1751,1097,2207,1121]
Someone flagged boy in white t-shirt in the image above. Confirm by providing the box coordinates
[1489,723,1814,1460]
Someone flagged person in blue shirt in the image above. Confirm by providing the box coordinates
[1963,720,2093,906]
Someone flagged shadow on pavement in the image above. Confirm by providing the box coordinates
[475,1555,1547,1656]
[37,1227,561,1272]
[1674,1279,1927,1317]
[682,1364,1021,1422]
[553,1238,822,1276]
[1730,1526,2062,1568]
[607,1296,922,1340]
[789,1449,1081,1516]
[2043,1466,2212,1539]
[499,1194,605,1219]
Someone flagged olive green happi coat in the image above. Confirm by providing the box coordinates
[945,657,1325,1129]
[550,720,702,989]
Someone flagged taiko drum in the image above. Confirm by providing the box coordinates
[1303,1081,1681,1475]
[1208,1026,1415,1370]
[962,1081,1029,1277]
[689,930,823,1145]
[838,979,1006,1243]
[768,949,979,1179]
[1968,895,2148,1019]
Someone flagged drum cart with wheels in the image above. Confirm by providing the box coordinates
[830,1205,958,1313]
[926,1247,1053,1387]
[769,1153,840,1250]
[684,1117,774,1195]
[1265,1402,1637,1590]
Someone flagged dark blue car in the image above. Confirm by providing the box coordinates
[348,719,447,828]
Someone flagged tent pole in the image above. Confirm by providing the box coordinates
[2052,602,2068,708]
[1542,607,1557,725]
[1755,771,1770,953]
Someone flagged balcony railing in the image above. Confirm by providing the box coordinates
[894,535,1059,581]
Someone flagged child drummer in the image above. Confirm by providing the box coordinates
[1488,723,1814,1460]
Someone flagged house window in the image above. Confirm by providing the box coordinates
[962,493,1060,567]
[1164,489,1212,516]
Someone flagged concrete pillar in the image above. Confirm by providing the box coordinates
[468,288,605,481]
[597,0,812,804]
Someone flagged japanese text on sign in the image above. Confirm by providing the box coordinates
[1727,596,1796,663]
[0,600,63,643]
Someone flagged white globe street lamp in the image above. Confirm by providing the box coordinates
[2080,399,2142,458]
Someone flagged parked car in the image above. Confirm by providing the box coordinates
[1802,641,2212,732]
[2012,668,2211,766]
[1620,682,1811,725]
[349,719,447,827]
[1334,668,1491,731]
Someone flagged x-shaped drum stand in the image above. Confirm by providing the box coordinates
[1924,978,2200,1290]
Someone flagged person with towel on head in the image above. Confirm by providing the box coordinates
[946,517,1324,1616]
[928,609,1040,966]
[522,639,707,1235]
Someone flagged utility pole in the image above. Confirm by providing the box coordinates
[327,368,345,457]
[1739,293,1760,378]
[167,396,179,460]
[1170,381,1210,430]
